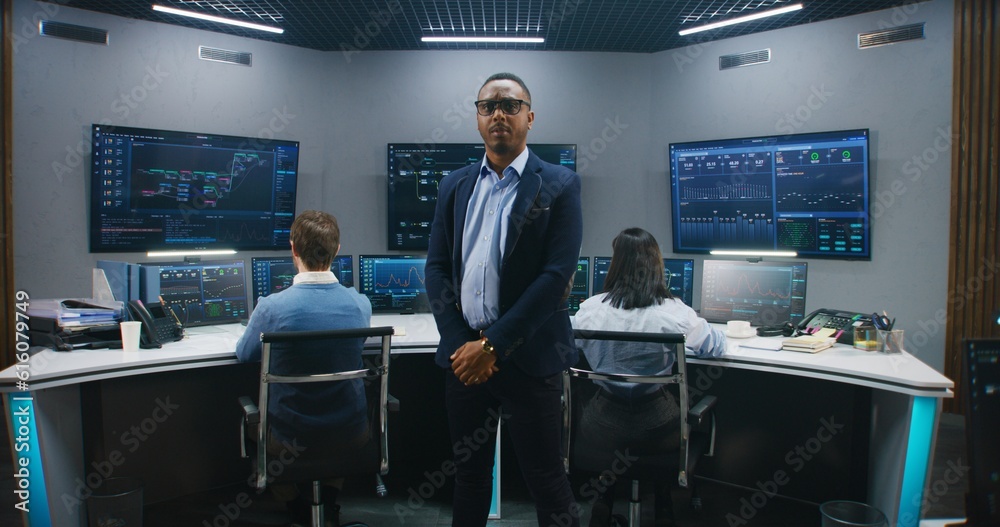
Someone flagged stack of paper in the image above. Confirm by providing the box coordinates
[782,335,836,353]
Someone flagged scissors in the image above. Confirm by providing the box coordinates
[872,311,895,330]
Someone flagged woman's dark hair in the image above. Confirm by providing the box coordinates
[601,227,672,310]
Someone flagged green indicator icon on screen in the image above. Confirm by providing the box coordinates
[811,152,820,161]
[842,150,851,159]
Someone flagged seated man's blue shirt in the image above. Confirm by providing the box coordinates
[236,272,372,445]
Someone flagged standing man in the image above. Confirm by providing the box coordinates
[425,73,583,527]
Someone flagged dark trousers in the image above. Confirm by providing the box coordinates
[445,363,580,527]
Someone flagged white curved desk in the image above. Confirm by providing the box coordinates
[2,316,953,526]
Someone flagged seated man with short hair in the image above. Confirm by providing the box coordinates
[236,209,372,527]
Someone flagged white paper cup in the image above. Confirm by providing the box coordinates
[120,321,142,352]
[727,320,752,337]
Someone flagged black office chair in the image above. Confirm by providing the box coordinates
[565,329,718,527]
[238,326,395,527]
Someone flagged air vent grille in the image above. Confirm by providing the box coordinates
[198,46,252,66]
[39,20,108,45]
[858,23,925,49]
[719,49,771,70]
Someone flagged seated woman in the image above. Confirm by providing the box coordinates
[573,227,726,527]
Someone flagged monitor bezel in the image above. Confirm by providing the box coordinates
[668,128,872,261]
[358,254,430,314]
[386,143,578,251]
[698,259,808,327]
[89,124,300,253]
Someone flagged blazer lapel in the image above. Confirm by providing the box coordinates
[452,168,478,268]
[504,159,542,259]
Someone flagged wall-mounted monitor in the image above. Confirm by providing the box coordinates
[359,255,429,313]
[699,260,807,326]
[90,124,299,252]
[669,129,871,260]
[567,257,590,315]
[250,255,354,308]
[387,143,577,250]
[592,257,695,307]
[140,259,249,326]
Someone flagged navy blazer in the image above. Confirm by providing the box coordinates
[425,149,583,377]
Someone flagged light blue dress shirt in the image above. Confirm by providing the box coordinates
[460,148,529,330]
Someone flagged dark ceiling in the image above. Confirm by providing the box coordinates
[58,0,922,53]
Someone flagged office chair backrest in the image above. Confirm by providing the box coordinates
[253,326,394,490]
[567,329,692,486]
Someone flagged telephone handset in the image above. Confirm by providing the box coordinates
[796,308,873,345]
[127,299,184,348]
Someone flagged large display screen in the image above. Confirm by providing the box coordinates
[567,257,590,315]
[669,129,870,260]
[90,124,299,252]
[250,255,354,308]
[699,259,808,326]
[359,255,430,313]
[140,259,249,326]
[387,143,577,250]
[592,257,695,307]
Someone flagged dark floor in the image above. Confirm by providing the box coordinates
[1,412,966,526]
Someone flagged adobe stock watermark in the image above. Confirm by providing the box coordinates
[875,0,924,31]
[8,0,72,54]
[725,416,844,526]
[340,1,403,63]
[897,456,969,527]
[393,407,508,523]
[870,125,954,220]
[545,448,639,527]
[547,0,586,29]
[51,64,171,183]
[178,106,296,224]
[577,116,629,173]
[774,84,834,134]
[61,397,180,514]
[672,33,716,74]
[201,438,307,527]
[899,255,1000,357]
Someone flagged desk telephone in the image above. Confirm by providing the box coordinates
[127,300,184,348]
[795,308,873,345]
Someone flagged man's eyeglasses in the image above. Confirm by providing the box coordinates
[474,99,530,116]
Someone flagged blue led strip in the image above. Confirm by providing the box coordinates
[6,393,52,527]
[896,396,937,527]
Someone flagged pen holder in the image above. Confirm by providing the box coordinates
[853,325,878,351]
[877,329,904,354]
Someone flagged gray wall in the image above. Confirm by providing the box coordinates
[11,0,954,370]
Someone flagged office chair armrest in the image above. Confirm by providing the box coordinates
[387,393,401,413]
[689,395,717,425]
[238,395,260,425]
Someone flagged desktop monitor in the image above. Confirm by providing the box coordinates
[592,257,695,307]
[699,259,807,326]
[358,255,430,313]
[960,339,1000,526]
[567,257,589,315]
[668,128,871,260]
[386,143,577,250]
[251,255,354,307]
[140,259,249,326]
[90,124,300,252]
